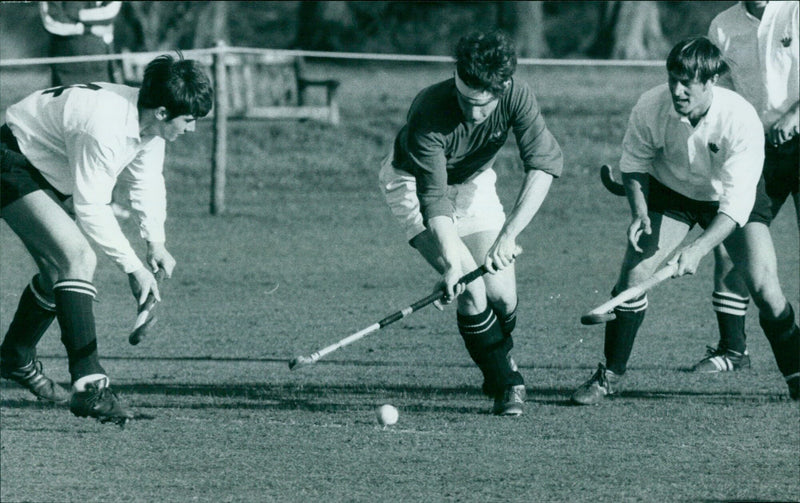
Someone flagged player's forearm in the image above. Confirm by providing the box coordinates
[427,215,464,270]
[500,170,553,240]
[73,203,145,273]
[691,212,738,256]
[622,172,650,218]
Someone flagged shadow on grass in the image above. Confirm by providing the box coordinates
[30,354,718,373]
[2,381,793,415]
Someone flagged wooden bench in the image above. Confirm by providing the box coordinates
[121,50,340,125]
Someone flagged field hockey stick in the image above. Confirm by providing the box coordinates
[129,269,166,345]
[580,262,678,325]
[600,164,626,196]
[289,248,521,370]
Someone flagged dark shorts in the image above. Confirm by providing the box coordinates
[1,124,67,211]
[763,136,799,216]
[647,174,773,229]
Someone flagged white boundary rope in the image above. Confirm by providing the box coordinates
[0,46,664,68]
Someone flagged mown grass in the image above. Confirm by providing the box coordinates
[1,61,798,503]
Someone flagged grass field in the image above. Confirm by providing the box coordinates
[1,62,799,503]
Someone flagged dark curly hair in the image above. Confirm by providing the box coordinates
[666,37,729,84]
[138,53,213,119]
[454,30,517,98]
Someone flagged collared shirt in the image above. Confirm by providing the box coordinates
[5,83,167,273]
[619,84,765,227]
[708,1,799,130]
[393,77,563,223]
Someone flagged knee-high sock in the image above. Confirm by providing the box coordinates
[604,291,647,376]
[495,304,518,337]
[53,279,105,382]
[458,306,523,395]
[759,303,800,379]
[0,275,57,368]
[713,291,749,353]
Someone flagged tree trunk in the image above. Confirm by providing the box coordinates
[581,1,668,59]
[610,1,668,59]
[294,1,355,50]
[497,1,549,58]
[294,1,323,49]
[193,2,228,48]
[582,1,621,58]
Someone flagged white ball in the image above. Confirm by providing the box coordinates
[376,404,399,426]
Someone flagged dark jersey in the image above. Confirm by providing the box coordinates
[393,77,563,222]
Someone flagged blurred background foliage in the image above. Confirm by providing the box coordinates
[2,1,735,60]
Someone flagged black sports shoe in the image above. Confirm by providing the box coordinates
[692,346,751,373]
[571,363,618,405]
[69,377,134,426]
[0,360,70,404]
[493,384,525,416]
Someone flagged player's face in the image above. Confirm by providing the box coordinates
[160,114,197,142]
[456,87,499,125]
[668,73,714,120]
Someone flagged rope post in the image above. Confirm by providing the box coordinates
[211,40,228,215]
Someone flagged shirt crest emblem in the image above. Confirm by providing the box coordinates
[708,142,720,154]
[781,36,792,47]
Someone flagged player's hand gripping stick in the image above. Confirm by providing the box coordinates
[580,263,677,325]
[289,248,522,370]
[128,269,166,345]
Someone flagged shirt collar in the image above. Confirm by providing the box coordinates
[738,1,763,24]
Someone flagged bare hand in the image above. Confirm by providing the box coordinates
[437,265,466,305]
[146,241,176,278]
[628,214,652,253]
[767,108,799,147]
[484,237,519,273]
[128,268,160,307]
[668,244,704,277]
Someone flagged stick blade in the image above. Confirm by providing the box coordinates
[600,164,626,196]
[129,313,158,345]
[288,355,314,370]
[580,312,616,325]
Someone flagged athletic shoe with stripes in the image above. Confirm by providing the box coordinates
[493,384,525,416]
[0,360,70,404]
[571,363,618,405]
[69,376,134,426]
[692,346,751,373]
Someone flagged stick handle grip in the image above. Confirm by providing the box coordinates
[585,262,677,316]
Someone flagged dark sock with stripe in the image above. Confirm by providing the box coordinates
[458,307,523,396]
[713,291,748,354]
[495,304,517,337]
[53,279,105,382]
[759,303,800,379]
[604,291,647,376]
[0,275,57,368]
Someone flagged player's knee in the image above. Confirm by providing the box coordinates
[59,242,97,278]
[747,268,784,313]
[489,294,517,316]
[458,282,488,313]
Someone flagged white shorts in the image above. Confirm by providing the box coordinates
[378,148,506,242]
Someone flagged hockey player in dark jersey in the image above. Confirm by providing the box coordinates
[379,30,563,416]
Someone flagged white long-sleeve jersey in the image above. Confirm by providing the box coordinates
[5,82,167,273]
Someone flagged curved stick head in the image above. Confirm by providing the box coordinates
[580,312,616,325]
[288,355,314,370]
[128,314,157,345]
[600,164,626,196]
